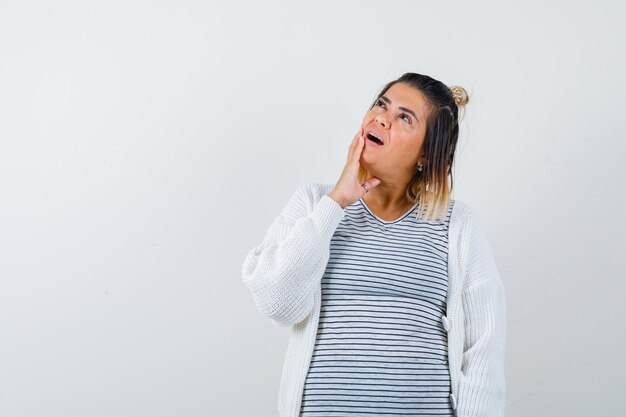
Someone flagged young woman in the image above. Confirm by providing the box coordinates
[242,72,506,417]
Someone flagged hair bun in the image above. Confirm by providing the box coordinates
[449,85,469,107]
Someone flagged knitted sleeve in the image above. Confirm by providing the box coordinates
[241,183,346,327]
[457,211,507,416]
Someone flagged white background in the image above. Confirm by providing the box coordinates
[1,1,624,416]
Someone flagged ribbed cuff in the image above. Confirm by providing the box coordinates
[310,194,345,242]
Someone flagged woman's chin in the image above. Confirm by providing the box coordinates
[359,157,381,174]
[360,152,379,166]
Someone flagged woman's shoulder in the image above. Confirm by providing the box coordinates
[290,182,334,204]
[306,182,334,196]
[449,198,484,235]
[277,183,335,220]
[450,198,472,219]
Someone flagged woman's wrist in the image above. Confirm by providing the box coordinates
[327,191,347,209]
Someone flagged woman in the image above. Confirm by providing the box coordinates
[242,72,506,417]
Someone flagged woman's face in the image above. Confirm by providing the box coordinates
[360,82,430,182]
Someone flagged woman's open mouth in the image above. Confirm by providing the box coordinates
[366,133,384,146]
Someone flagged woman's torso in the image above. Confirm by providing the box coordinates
[299,197,456,416]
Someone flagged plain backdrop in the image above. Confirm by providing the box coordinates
[1,1,624,416]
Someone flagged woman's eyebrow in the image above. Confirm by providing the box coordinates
[380,95,419,123]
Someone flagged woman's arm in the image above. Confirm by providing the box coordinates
[457,213,507,416]
[241,184,345,327]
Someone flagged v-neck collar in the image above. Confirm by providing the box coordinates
[358,197,418,224]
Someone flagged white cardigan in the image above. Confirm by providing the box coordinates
[242,183,506,417]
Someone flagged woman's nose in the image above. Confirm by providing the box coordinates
[375,114,390,128]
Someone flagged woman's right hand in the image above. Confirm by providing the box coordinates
[328,127,382,208]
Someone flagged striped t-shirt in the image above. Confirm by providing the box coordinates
[299,196,456,416]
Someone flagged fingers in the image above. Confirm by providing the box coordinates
[350,133,364,164]
[364,176,382,190]
[351,127,364,147]
[348,128,364,161]
[349,130,360,151]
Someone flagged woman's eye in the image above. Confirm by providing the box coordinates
[374,100,410,124]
